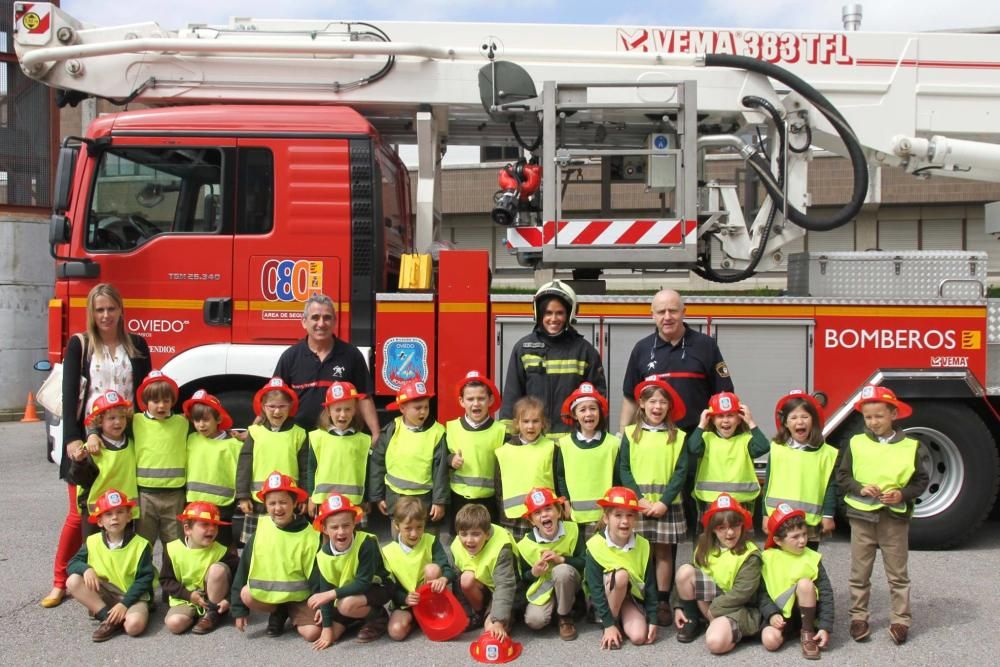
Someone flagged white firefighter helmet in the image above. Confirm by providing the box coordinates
[533,280,578,326]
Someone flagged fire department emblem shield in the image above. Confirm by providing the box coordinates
[382,337,429,391]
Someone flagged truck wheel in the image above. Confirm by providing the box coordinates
[905,401,999,549]
[214,390,255,431]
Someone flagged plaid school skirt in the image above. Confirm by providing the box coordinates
[693,569,720,602]
[636,503,686,545]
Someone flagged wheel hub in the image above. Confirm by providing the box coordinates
[905,426,964,519]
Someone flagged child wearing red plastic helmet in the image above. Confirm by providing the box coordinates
[836,385,929,646]
[66,489,155,642]
[764,390,838,551]
[236,378,309,544]
[495,396,557,540]
[369,380,449,526]
[183,390,241,547]
[759,504,834,660]
[160,501,239,635]
[583,486,657,650]
[672,493,761,654]
[517,487,584,641]
[306,381,371,520]
[69,390,139,537]
[618,376,689,626]
[554,382,621,539]
[382,496,456,641]
[690,392,770,522]
[230,472,320,640]
[307,494,392,649]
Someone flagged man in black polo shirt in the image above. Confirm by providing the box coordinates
[619,289,734,433]
[273,294,380,437]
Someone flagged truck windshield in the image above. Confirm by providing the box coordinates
[86,146,223,251]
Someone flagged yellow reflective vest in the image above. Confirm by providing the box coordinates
[560,433,620,524]
[694,431,761,503]
[247,517,319,604]
[165,539,228,608]
[844,434,918,514]
[132,414,189,488]
[186,433,241,505]
[84,439,140,519]
[451,524,516,591]
[85,532,152,598]
[585,532,651,600]
[698,542,760,593]
[517,522,579,605]
[446,419,506,499]
[315,531,381,589]
[309,430,370,504]
[385,418,445,496]
[248,423,307,492]
[495,438,555,519]
[382,533,435,595]
[763,443,838,525]
[627,425,687,504]
[761,547,821,618]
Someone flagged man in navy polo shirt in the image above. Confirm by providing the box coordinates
[273,294,380,437]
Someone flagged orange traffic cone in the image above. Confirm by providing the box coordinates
[21,392,41,423]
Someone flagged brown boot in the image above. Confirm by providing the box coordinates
[889,623,909,645]
[192,609,222,635]
[849,620,870,642]
[801,630,821,660]
[656,601,673,627]
[92,619,123,643]
[557,614,578,641]
[357,608,389,643]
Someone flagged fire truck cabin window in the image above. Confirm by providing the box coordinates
[86,147,223,251]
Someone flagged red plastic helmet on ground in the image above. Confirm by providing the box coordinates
[412,583,467,642]
[469,630,524,663]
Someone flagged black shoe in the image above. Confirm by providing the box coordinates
[676,618,704,643]
[466,610,484,633]
[266,606,288,637]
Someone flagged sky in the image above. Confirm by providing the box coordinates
[60,0,1000,32]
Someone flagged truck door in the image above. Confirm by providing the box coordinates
[72,138,235,367]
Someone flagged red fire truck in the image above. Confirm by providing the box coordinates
[15,4,1000,547]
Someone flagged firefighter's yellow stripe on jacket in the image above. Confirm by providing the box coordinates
[521,355,588,373]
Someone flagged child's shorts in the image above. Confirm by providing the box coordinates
[636,503,686,544]
[692,570,720,602]
[329,584,393,625]
[165,604,200,621]
[97,580,152,610]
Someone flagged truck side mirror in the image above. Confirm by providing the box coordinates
[53,145,79,214]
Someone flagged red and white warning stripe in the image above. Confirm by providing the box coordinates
[506,219,697,249]
[14,3,52,46]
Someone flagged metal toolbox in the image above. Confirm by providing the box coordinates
[786,251,987,299]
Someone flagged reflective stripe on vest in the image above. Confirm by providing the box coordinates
[382,533,435,596]
[308,429,370,504]
[86,532,152,597]
[519,355,588,374]
[186,433,241,505]
[495,439,556,519]
[559,434,620,524]
[247,517,319,604]
[385,418,445,496]
[627,425,687,505]
[763,443,838,525]
[316,532,379,589]
[585,532,651,600]
[517,522,579,606]
[843,435,918,514]
[446,419,505,499]
[249,424,307,490]
[165,539,227,608]
[132,414,189,488]
[693,431,760,503]
[451,525,516,591]
[86,441,140,519]
[762,547,821,618]
[699,542,759,593]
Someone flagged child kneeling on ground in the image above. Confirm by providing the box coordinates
[452,503,518,639]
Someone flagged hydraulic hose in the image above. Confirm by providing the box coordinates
[703,53,868,232]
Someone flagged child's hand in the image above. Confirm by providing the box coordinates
[86,434,103,456]
[645,623,658,645]
[541,550,563,564]
[405,591,421,607]
[429,504,445,522]
[67,440,87,461]
[601,625,622,649]
[378,500,388,515]
[859,484,881,498]
[761,519,770,535]
[238,499,253,515]
[429,576,448,594]
[83,568,100,592]
[531,560,550,578]
[647,501,668,518]
[231,429,249,442]
[561,499,573,521]
[674,607,688,629]
[880,489,903,505]
[739,403,756,429]
[699,409,711,429]
[235,616,248,632]
[638,498,652,513]
[821,517,836,535]
[308,590,335,610]
[312,626,335,651]
[485,617,507,641]
[190,590,207,609]
[451,450,464,470]
[106,602,127,625]
[217,599,230,615]
[769,613,785,629]
[815,629,830,648]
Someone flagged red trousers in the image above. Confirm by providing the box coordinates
[52,484,82,589]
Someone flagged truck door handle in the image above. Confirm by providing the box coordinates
[203,298,232,326]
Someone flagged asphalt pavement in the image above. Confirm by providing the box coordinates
[2,420,993,665]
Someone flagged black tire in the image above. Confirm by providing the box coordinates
[214,389,255,431]
[903,401,999,549]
